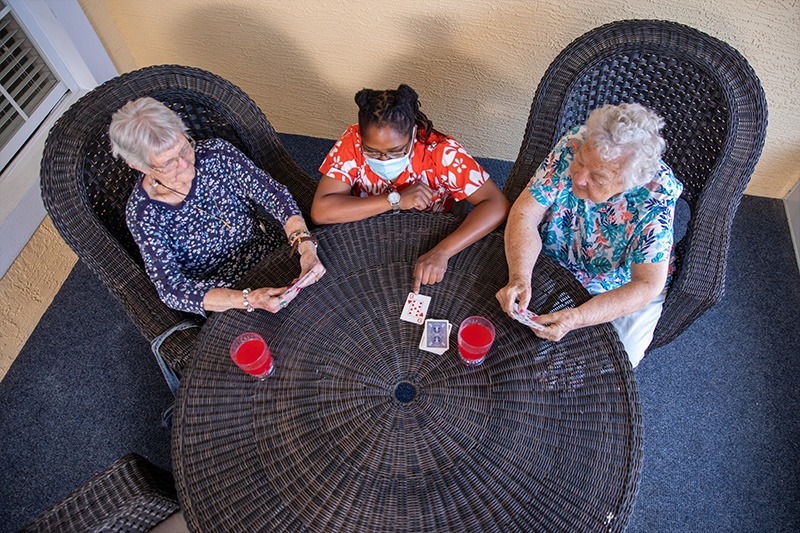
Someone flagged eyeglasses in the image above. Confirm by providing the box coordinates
[148,135,195,174]
[361,130,415,160]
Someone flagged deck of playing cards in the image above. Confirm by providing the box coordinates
[400,292,431,325]
[512,303,545,331]
[282,269,314,303]
[419,319,451,354]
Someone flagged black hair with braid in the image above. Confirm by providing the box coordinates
[354,84,441,145]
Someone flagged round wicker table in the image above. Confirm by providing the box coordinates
[172,212,642,532]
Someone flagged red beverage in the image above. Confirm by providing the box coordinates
[458,316,496,366]
[230,333,273,379]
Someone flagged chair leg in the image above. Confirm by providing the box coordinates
[149,319,202,395]
[153,350,181,396]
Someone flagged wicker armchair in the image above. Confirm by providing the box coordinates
[502,20,767,353]
[19,453,179,532]
[40,65,317,379]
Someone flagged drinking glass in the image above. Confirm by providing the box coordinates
[457,316,496,366]
[230,332,273,379]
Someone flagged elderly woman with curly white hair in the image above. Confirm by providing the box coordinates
[496,103,683,368]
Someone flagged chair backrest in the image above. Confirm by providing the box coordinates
[20,453,178,533]
[503,20,767,351]
[41,65,317,370]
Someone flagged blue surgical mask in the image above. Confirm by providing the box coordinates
[365,153,410,182]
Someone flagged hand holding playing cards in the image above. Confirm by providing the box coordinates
[528,308,581,342]
[413,248,450,292]
[297,248,326,290]
[496,277,532,317]
[277,253,326,309]
[245,287,297,313]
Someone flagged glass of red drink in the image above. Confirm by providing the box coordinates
[457,316,496,366]
[230,332,273,380]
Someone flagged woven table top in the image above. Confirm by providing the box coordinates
[172,212,641,532]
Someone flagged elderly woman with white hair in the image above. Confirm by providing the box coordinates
[109,97,326,317]
[496,103,683,368]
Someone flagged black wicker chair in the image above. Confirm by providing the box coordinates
[19,453,179,532]
[40,65,317,380]
[502,20,767,353]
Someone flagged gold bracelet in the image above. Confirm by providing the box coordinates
[289,235,318,258]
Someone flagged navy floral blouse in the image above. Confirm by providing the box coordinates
[126,138,301,316]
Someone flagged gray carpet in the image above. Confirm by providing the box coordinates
[1,134,798,532]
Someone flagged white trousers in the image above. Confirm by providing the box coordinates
[610,289,667,368]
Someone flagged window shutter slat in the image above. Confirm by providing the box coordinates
[0,7,67,172]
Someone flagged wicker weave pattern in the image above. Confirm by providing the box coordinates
[501,20,768,352]
[173,212,641,532]
[20,453,178,533]
[39,65,318,371]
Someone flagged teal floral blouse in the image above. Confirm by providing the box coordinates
[528,126,683,295]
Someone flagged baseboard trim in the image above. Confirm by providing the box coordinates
[785,179,800,274]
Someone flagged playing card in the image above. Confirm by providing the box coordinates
[400,292,431,325]
[419,320,452,354]
[425,319,449,349]
[282,270,314,302]
[512,303,545,331]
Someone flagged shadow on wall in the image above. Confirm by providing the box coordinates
[178,4,347,141]
[173,4,567,163]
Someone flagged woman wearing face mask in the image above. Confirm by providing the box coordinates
[312,84,510,292]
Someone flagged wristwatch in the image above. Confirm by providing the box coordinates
[387,189,401,213]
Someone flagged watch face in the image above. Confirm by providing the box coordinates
[388,191,401,204]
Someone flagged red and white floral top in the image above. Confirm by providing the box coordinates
[319,125,490,213]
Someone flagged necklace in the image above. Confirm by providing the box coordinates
[149,172,233,229]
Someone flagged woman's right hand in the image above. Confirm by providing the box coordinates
[399,182,434,210]
[496,277,531,316]
[247,287,294,313]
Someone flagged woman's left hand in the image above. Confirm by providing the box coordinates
[413,249,450,292]
[530,308,581,342]
[296,245,326,290]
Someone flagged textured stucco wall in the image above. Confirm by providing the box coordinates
[79,0,799,198]
[0,218,76,380]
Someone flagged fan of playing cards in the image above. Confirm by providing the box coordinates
[280,270,315,306]
[511,303,545,331]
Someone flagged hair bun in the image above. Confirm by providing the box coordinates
[395,84,418,104]
[355,89,378,110]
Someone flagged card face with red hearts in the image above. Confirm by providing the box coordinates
[281,270,314,305]
[400,292,431,325]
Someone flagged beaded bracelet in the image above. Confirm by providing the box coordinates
[242,288,255,312]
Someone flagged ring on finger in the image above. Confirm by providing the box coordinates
[279,299,287,308]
